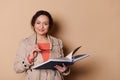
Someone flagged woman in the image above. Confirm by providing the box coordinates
[14,10,70,80]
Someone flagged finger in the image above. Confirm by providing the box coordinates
[62,63,66,67]
[54,65,62,69]
[33,52,38,57]
[33,46,41,52]
[35,45,41,52]
[54,65,66,73]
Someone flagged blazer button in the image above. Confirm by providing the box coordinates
[24,65,27,67]
[22,61,24,64]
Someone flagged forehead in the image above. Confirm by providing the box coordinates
[36,15,49,22]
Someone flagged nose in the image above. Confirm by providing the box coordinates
[40,23,44,28]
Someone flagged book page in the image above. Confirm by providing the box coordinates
[72,54,89,62]
[66,46,81,59]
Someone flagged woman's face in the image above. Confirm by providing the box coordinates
[34,15,50,36]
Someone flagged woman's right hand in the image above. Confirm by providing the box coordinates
[28,45,40,63]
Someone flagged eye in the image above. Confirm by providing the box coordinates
[36,22,40,24]
[45,23,48,25]
[43,22,49,25]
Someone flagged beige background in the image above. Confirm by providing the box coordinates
[0,0,120,80]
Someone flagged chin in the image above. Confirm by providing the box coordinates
[38,32,47,35]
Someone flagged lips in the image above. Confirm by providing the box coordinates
[38,29,44,32]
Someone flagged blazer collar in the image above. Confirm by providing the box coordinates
[31,33,53,50]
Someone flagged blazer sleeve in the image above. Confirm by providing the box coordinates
[58,39,70,76]
[14,40,33,73]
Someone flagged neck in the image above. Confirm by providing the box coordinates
[36,33,49,43]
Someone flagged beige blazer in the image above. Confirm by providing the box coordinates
[14,34,70,80]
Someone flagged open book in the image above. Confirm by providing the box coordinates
[33,46,89,70]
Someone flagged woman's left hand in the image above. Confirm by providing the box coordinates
[54,63,68,73]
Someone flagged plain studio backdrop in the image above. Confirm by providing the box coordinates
[0,0,120,80]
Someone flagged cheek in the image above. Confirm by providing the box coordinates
[34,24,39,28]
[34,25,41,31]
[45,25,50,30]
[34,26,37,30]
[33,26,39,32]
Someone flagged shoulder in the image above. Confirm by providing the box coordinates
[20,34,36,45]
[49,35,63,48]
[49,35,62,42]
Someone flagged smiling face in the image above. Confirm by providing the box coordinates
[34,15,50,36]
